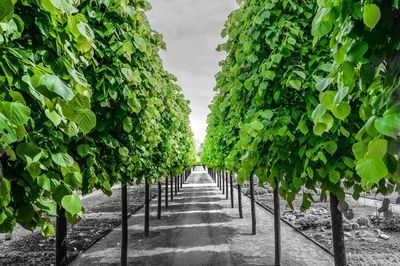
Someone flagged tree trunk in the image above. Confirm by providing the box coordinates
[120,184,128,266]
[222,172,225,194]
[225,172,228,200]
[56,206,67,266]
[144,179,150,236]
[330,193,347,266]
[157,182,162,220]
[230,174,234,208]
[170,176,173,201]
[249,175,256,235]
[165,178,168,208]
[274,177,281,266]
[217,170,220,188]
[174,176,178,195]
[238,184,243,218]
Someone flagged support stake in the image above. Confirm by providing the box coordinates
[249,174,256,235]
[274,177,281,266]
[144,179,150,236]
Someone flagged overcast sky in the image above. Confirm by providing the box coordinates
[147,0,237,144]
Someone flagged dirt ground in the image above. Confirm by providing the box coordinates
[0,186,156,265]
[242,184,400,266]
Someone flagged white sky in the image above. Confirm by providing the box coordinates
[147,0,237,144]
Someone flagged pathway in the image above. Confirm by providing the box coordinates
[71,168,333,265]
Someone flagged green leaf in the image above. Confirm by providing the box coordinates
[71,108,96,134]
[51,152,74,168]
[37,175,51,192]
[123,117,133,133]
[316,78,333,92]
[36,199,57,216]
[311,21,332,37]
[334,87,349,105]
[346,41,368,63]
[64,172,82,189]
[331,102,351,120]
[329,170,340,184]
[365,139,387,160]
[118,147,129,157]
[249,120,264,131]
[352,142,367,160]
[356,158,388,184]
[61,195,82,216]
[263,70,276,80]
[311,104,327,121]
[363,4,381,30]
[0,0,14,22]
[40,220,55,237]
[374,114,400,138]
[31,74,74,101]
[16,143,42,164]
[0,102,31,126]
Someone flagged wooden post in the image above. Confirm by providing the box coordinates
[238,184,243,218]
[274,177,281,266]
[330,193,347,266]
[165,178,168,208]
[225,172,228,200]
[249,174,256,235]
[56,206,67,266]
[120,184,128,266]
[144,179,150,236]
[157,182,162,220]
[230,174,234,208]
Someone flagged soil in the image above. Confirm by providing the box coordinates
[242,184,400,266]
[0,185,157,266]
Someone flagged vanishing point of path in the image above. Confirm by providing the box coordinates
[71,168,333,265]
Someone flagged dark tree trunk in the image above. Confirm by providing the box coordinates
[217,170,219,188]
[225,172,228,200]
[230,174,234,208]
[157,182,162,220]
[273,178,281,266]
[165,178,168,208]
[249,175,256,235]
[330,193,347,266]
[170,176,173,201]
[174,176,178,195]
[177,175,180,192]
[238,184,243,218]
[144,179,150,236]
[222,172,225,194]
[56,206,67,266]
[120,184,128,266]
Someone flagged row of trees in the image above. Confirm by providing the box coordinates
[202,0,399,265]
[0,0,196,264]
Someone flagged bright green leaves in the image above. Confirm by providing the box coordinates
[355,139,389,185]
[31,74,74,101]
[0,178,11,208]
[123,117,133,133]
[0,0,14,21]
[312,91,351,135]
[374,113,400,138]
[70,108,96,134]
[61,195,82,216]
[315,78,333,92]
[0,102,30,126]
[51,152,74,168]
[363,4,381,30]
[41,0,78,14]
[347,41,368,63]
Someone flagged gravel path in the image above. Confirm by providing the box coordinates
[71,170,333,265]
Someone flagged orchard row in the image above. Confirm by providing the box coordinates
[202,1,399,265]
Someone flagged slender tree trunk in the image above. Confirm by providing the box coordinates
[217,170,219,188]
[222,172,225,194]
[170,176,173,201]
[56,206,67,266]
[120,184,128,266]
[181,173,183,187]
[249,175,256,235]
[165,178,168,208]
[330,193,347,266]
[238,184,243,218]
[225,172,228,200]
[144,179,150,236]
[157,182,162,220]
[274,177,281,266]
[177,175,180,192]
[230,174,234,208]
[174,176,178,195]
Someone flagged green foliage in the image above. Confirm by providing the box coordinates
[202,0,399,212]
[0,0,195,236]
